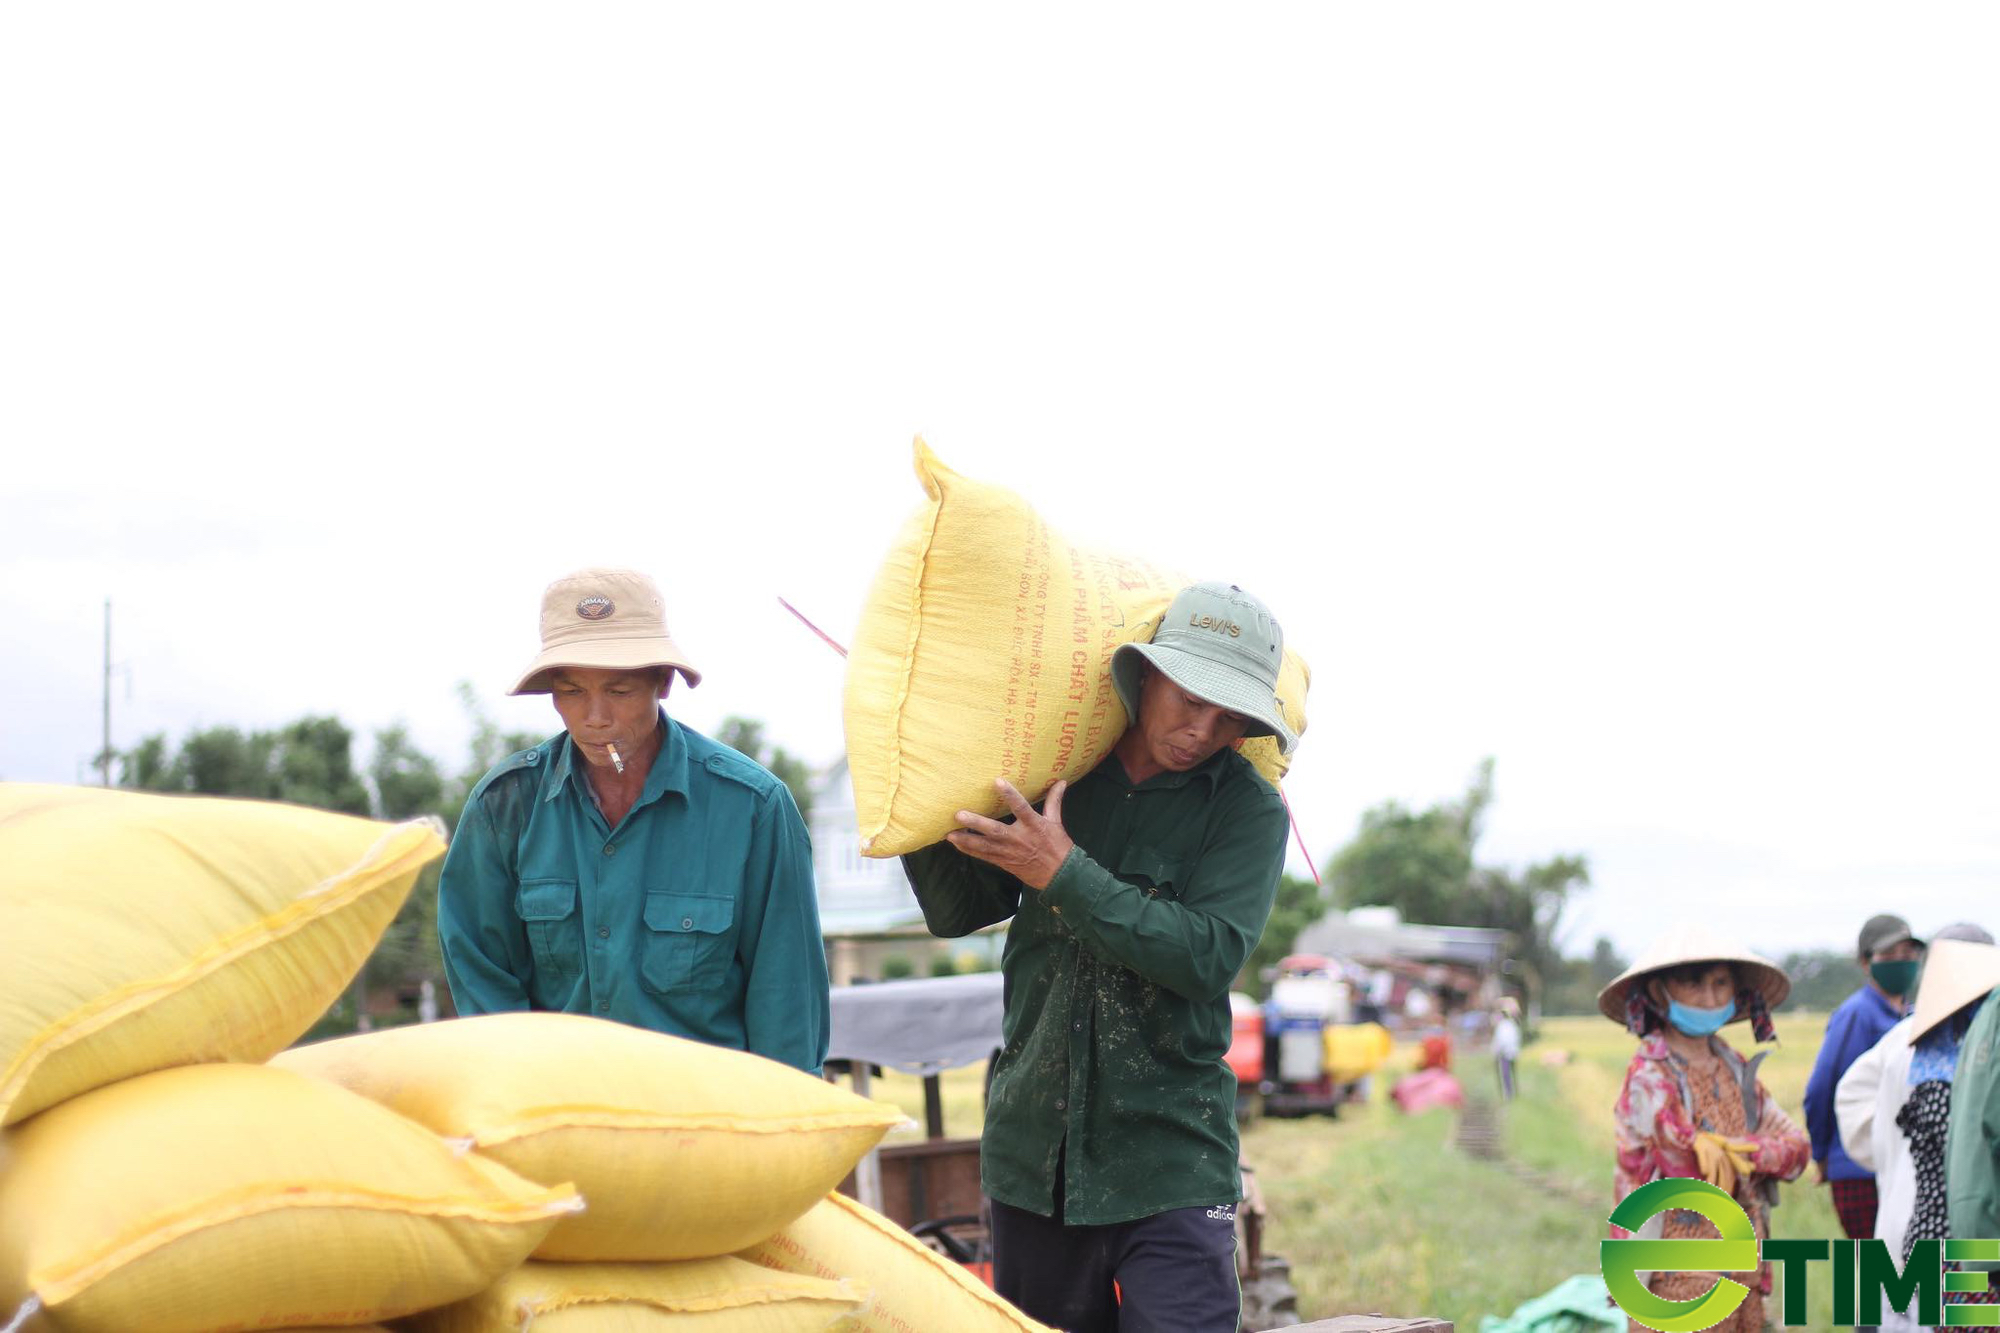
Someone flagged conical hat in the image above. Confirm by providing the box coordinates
[1596,921,1790,1026]
[1909,939,2000,1042]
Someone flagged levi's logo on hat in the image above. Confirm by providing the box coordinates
[1189,613,1242,638]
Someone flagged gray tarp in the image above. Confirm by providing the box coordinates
[827,971,1004,1074]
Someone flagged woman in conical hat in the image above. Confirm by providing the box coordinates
[1599,923,1811,1333]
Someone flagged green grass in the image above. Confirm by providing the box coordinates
[847,1014,1852,1328]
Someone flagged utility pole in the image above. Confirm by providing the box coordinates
[100,599,112,786]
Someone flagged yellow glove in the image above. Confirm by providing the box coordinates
[1693,1132,1759,1193]
[1693,1132,1733,1192]
[1719,1136,1759,1177]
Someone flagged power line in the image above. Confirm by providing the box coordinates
[100,599,112,786]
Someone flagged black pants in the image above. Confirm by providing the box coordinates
[990,1190,1240,1332]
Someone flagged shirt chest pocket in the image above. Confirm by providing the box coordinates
[1116,845,1188,900]
[517,879,582,980]
[641,891,736,994]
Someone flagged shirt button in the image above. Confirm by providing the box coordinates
[603,844,616,856]
[1072,1021,1083,1032]
[596,927,610,939]
[1055,1098,1067,1111]
[681,916,695,930]
[596,1000,609,1013]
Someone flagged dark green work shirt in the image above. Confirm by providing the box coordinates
[902,746,1286,1225]
[438,713,829,1074]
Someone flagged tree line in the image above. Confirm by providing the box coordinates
[1240,758,1603,1013]
[121,700,1758,1024]
[1300,758,1862,1016]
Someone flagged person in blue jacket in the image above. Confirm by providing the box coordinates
[438,567,829,1075]
[1802,912,1925,1243]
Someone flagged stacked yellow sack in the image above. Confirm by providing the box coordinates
[405,1257,864,1332]
[843,441,1310,857]
[0,783,464,1330]
[0,1064,578,1332]
[0,782,1043,1329]
[741,1191,1057,1333]
[277,1014,928,1330]
[273,1012,906,1260]
[0,783,444,1125]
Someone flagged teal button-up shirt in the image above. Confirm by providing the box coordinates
[438,712,829,1074]
[902,745,1286,1225]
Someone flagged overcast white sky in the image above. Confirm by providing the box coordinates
[4,4,1994,962]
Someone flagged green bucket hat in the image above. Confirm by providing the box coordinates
[1111,582,1297,754]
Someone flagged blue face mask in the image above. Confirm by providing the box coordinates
[1667,998,1735,1037]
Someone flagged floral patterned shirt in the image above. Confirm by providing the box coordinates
[1611,1032,1812,1296]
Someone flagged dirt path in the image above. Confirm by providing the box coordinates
[1454,1097,1606,1212]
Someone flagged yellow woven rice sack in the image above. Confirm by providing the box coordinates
[843,441,1309,857]
[0,1063,579,1333]
[740,1191,1055,1333]
[273,1011,905,1261]
[0,782,444,1125]
[406,1257,865,1332]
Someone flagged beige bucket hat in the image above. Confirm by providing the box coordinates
[509,568,703,696]
[1596,921,1791,1027]
[1909,939,2000,1042]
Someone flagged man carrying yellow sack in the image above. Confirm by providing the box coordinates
[438,568,829,1074]
[902,582,1295,1333]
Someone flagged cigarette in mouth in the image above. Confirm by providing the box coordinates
[607,742,625,774]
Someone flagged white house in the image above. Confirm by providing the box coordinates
[808,758,1003,983]
[809,756,929,939]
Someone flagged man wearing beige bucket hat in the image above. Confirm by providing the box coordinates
[900,581,1295,1333]
[438,568,829,1074]
[1599,923,1811,1333]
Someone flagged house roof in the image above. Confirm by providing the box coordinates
[1291,913,1512,970]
